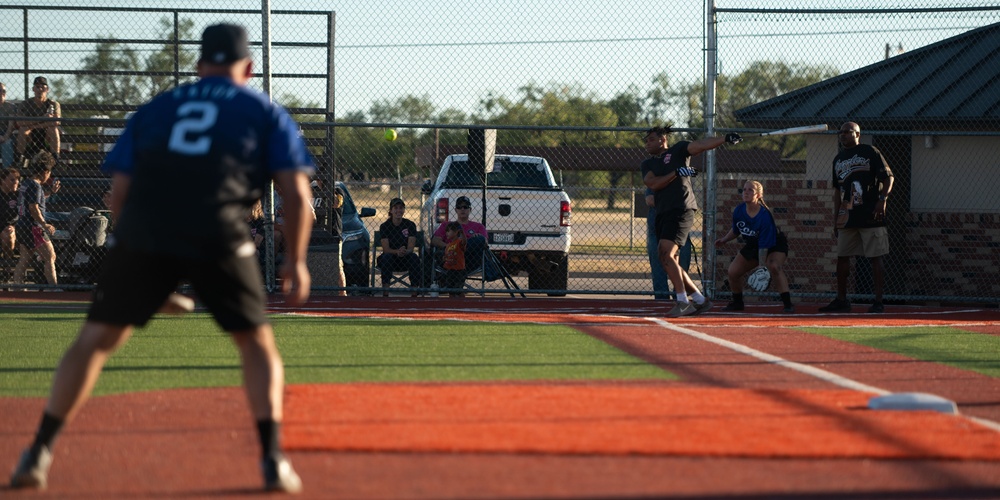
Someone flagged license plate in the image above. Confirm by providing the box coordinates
[493,233,514,243]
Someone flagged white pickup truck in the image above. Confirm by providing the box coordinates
[420,154,572,294]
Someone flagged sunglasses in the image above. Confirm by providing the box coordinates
[456,205,471,210]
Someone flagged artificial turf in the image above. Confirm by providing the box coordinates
[0,310,674,397]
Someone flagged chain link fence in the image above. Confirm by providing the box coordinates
[1,1,998,304]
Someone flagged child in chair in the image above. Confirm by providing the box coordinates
[441,221,466,297]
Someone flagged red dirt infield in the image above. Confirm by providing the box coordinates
[3,294,1000,498]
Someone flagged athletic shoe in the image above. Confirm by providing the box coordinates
[782,304,796,314]
[262,454,302,494]
[818,298,851,313]
[867,302,884,314]
[722,301,744,312]
[667,301,697,318]
[10,445,52,490]
[691,298,713,316]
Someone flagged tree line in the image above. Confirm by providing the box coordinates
[46,17,838,203]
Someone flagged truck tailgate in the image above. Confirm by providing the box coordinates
[474,189,565,236]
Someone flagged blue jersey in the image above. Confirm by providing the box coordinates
[731,202,777,249]
[16,178,45,228]
[102,76,315,258]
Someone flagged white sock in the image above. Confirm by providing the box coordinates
[690,291,705,305]
[676,292,688,304]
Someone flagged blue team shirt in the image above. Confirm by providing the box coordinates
[731,202,777,249]
[15,178,45,228]
[102,76,315,257]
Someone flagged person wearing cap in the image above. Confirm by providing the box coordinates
[10,23,310,494]
[11,76,61,164]
[430,195,488,285]
[377,197,421,296]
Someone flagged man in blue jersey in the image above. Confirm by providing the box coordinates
[10,24,313,494]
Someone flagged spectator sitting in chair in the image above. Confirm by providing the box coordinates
[377,197,421,297]
[430,195,487,273]
[1,82,17,168]
[1,167,20,258]
[12,77,61,164]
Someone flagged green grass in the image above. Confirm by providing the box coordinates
[0,309,674,397]
[800,326,1000,378]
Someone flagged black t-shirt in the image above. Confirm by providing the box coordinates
[832,144,893,228]
[640,141,699,214]
[378,217,418,250]
[1,189,18,225]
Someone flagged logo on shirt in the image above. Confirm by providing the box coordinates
[662,154,672,164]
[834,154,871,181]
[736,221,757,238]
[402,228,410,237]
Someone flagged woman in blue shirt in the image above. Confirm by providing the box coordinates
[714,180,794,313]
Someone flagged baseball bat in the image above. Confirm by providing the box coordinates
[746,124,828,137]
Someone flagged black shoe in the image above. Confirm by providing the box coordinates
[782,304,796,314]
[868,302,884,314]
[819,298,851,313]
[722,301,744,312]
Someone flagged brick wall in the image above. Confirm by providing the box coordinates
[711,179,1000,303]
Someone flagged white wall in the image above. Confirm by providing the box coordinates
[910,136,1000,213]
[806,134,1000,214]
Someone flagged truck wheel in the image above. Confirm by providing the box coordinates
[547,255,569,296]
[528,256,568,296]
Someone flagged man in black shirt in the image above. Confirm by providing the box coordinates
[819,121,894,314]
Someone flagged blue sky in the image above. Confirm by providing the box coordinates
[2,0,997,119]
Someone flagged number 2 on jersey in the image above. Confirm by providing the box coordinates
[168,101,218,155]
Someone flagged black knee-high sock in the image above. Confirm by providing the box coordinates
[780,292,792,307]
[257,419,281,459]
[32,412,65,450]
[732,293,743,304]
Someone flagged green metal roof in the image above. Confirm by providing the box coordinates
[735,22,1000,131]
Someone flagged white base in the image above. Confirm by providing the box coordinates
[868,392,958,415]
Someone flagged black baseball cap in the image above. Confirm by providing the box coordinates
[33,76,48,86]
[390,197,405,209]
[456,196,472,208]
[200,23,251,64]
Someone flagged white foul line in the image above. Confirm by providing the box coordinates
[646,317,892,395]
[646,317,1000,433]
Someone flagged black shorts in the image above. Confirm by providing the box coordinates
[15,223,50,250]
[739,232,789,262]
[654,208,696,247]
[87,245,267,331]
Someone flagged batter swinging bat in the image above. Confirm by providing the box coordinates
[748,124,828,137]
